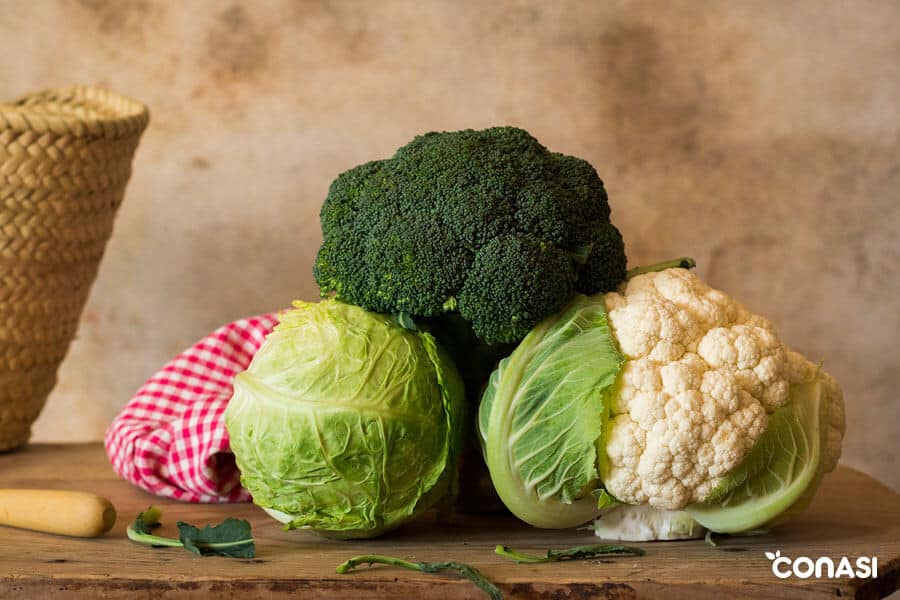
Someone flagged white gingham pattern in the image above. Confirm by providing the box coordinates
[104,313,279,502]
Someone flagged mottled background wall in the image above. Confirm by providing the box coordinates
[1,1,897,490]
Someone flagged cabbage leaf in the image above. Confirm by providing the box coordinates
[477,295,624,528]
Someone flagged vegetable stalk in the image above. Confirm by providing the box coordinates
[495,544,645,563]
[626,257,696,279]
[336,554,501,600]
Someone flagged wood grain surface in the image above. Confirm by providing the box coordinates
[0,443,897,599]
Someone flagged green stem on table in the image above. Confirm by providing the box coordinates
[336,554,502,600]
[495,544,645,564]
[336,554,421,574]
[126,527,185,548]
[126,506,183,547]
[626,257,696,279]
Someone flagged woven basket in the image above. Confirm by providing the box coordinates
[0,86,149,451]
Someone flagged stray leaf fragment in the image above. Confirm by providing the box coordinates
[176,518,255,557]
[336,554,501,600]
[126,506,254,558]
[495,543,645,564]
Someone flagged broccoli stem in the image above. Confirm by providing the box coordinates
[626,257,696,279]
[336,554,502,599]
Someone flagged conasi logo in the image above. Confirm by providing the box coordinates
[765,550,878,579]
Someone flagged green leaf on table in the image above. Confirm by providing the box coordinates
[125,506,254,558]
[177,518,255,558]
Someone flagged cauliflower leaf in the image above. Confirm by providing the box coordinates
[686,375,829,533]
[477,295,624,528]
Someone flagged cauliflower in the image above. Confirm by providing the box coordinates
[601,268,845,509]
[477,264,845,536]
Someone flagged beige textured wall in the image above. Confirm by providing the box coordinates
[1,1,897,490]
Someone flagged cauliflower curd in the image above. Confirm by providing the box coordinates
[601,268,845,510]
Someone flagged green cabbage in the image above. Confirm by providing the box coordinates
[225,300,465,539]
[476,295,624,528]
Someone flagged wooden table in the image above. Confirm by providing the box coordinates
[1,444,898,599]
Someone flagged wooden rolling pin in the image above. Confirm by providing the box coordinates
[0,489,116,537]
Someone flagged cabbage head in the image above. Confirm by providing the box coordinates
[225,299,465,539]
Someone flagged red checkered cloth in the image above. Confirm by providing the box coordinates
[104,313,280,503]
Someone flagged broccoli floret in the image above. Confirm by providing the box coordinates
[314,126,626,345]
[459,235,576,344]
[576,222,627,294]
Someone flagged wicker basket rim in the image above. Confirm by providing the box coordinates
[0,85,149,136]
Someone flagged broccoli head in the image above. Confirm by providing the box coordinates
[314,127,626,344]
